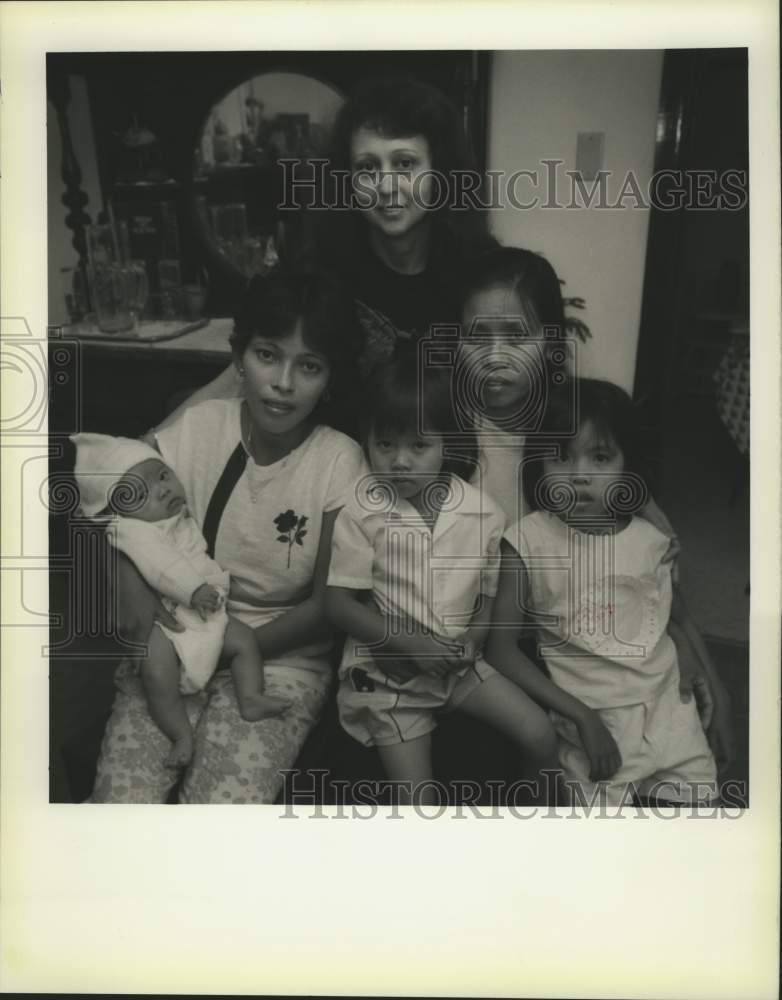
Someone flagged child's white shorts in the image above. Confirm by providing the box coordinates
[338,656,498,748]
[552,677,718,806]
[157,601,229,696]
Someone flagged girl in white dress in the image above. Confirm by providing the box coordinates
[485,377,722,805]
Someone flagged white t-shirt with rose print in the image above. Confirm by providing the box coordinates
[156,397,365,673]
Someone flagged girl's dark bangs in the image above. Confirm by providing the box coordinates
[580,412,619,449]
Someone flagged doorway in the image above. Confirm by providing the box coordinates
[634,48,749,644]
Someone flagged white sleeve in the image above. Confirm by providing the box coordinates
[108,519,205,606]
[327,504,375,591]
[322,438,368,512]
[153,364,241,434]
[153,400,238,527]
[154,410,188,481]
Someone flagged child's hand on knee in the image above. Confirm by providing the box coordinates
[415,633,473,678]
[191,583,222,621]
[378,658,420,684]
[576,709,622,781]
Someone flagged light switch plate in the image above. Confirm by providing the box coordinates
[576,131,605,181]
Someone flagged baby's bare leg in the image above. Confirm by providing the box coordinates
[223,618,291,722]
[140,626,193,767]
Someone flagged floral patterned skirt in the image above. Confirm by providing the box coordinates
[90,660,331,804]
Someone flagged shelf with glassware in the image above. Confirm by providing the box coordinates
[107,168,300,322]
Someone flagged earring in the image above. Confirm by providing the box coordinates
[237,366,245,378]
[322,388,331,403]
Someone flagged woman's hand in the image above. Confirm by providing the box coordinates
[576,709,622,781]
[661,536,682,568]
[669,593,736,774]
[642,496,681,569]
[680,645,735,772]
[113,552,182,650]
[674,624,714,729]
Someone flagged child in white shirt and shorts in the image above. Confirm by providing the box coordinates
[325,350,563,804]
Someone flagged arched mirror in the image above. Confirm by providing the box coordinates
[192,71,345,280]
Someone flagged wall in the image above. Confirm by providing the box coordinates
[486,50,664,392]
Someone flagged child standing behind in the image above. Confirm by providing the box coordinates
[485,378,725,806]
[72,433,289,767]
[325,350,561,804]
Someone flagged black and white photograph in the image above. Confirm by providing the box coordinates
[1,2,779,996]
[46,45,752,810]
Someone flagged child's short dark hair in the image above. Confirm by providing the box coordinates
[360,346,476,480]
[522,377,651,514]
[230,267,362,436]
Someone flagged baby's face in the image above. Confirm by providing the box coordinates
[113,458,186,522]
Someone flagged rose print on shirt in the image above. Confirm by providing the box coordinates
[274,509,308,568]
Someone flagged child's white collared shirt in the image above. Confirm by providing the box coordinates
[329,474,505,673]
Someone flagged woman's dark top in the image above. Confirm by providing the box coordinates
[352,249,461,340]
